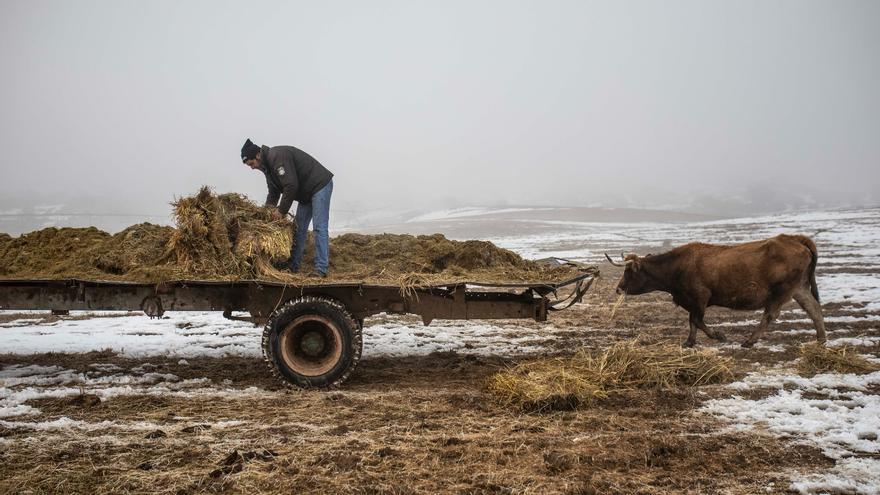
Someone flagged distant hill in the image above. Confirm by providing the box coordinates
[347,206,724,239]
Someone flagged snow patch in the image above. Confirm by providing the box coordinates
[0,311,263,358]
[0,363,270,419]
[364,320,556,358]
[703,370,880,494]
[789,457,880,495]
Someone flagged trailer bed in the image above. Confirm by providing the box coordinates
[0,270,596,323]
[0,268,598,387]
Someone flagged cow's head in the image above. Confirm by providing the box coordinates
[604,253,654,295]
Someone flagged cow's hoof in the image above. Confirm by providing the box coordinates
[683,340,696,348]
[711,331,727,342]
[741,341,755,348]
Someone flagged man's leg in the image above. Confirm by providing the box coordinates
[290,201,313,272]
[310,180,333,275]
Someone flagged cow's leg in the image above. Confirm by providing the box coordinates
[743,303,782,348]
[688,311,725,345]
[697,315,726,342]
[792,288,827,344]
[685,315,699,348]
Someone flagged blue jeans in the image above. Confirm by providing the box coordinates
[291,179,332,274]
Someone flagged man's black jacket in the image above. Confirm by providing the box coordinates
[260,145,333,215]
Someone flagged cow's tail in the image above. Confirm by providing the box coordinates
[798,235,820,303]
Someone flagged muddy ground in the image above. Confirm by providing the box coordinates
[4,262,874,495]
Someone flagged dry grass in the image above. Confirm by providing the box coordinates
[0,226,110,278]
[798,342,880,376]
[0,186,586,286]
[168,186,293,280]
[92,223,176,278]
[0,350,829,495]
[609,292,626,321]
[487,339,734,412]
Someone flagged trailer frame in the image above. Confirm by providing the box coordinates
[0,268,597,387]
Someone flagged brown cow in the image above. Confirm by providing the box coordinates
[606,234,826,348]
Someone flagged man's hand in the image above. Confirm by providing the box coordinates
[271,209,284,221]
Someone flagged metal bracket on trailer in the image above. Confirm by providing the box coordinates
[548,275,595,311]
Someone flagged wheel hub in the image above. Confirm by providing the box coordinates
[300,331,326,356]
[278,315,343,377]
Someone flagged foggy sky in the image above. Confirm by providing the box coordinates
[1,0,878,223]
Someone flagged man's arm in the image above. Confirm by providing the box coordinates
[265,175,281,207]
[274,153,299,215]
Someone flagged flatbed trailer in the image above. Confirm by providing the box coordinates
[0,268,597,388]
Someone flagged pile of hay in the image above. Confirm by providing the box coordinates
[303,233,568,284]
[0,226,111,279]
[0,187,584,284]
[0,188,294,281]
[487,340,734,412]
[91,223,175,277]
[798,342,880,376]
[167,187,293,279]
[0,224,175,280]
[327,234,526,274]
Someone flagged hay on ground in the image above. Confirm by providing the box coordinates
[798,342,880,376]
[487,340,734,412]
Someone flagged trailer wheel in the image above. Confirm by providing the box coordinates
[262,297,362,389]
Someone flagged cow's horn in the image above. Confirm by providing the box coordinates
[605,253,625,267]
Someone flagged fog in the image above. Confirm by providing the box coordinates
[1,0,878,234]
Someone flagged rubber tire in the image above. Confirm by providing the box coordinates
[262,296,362,389]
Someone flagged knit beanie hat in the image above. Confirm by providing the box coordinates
[241,139,261,161]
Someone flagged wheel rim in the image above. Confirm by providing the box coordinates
[278,315,344,377]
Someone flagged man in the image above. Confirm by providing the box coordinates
[241,139,334,277]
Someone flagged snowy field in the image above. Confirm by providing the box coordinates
[2,206,879,493]
[484,206,880,493]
